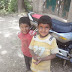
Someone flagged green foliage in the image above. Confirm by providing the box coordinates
[0,9,7,15]
[0,0,33,14]
[0,0,9,11]
[0,0,17,13]
[24,0,33,11]
[8,0,18,12]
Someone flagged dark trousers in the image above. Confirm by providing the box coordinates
[24,55,32,70]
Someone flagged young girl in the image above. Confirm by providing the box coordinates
[18,17,36,72]
[29,15,59,72]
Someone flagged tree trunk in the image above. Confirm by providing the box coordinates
[33,0,39,13]
[18,0,25,13]
[33,0,43,13]
[38,0,44,13]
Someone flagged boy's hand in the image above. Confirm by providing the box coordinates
[33,55,39,61]
[30,49,39,61]
[33,58,42,65]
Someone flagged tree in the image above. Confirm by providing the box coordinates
[18,0,25,13]
[33,0,44,13]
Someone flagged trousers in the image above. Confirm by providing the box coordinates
[24,55,32,70]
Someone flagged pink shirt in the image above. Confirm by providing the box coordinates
[18,30,36,57]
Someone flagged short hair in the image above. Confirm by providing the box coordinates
[19,17,31,27]
[38,15,52,28]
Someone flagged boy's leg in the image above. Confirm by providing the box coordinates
[24,55,32,70]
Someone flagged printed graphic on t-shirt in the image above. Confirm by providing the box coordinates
[34,45,45,56]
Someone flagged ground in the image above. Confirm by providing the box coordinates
[0,13,72,72]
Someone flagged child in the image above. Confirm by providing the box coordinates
[29,15,59,72]
[18,17,36,72]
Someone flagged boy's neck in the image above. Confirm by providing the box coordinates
[39,34,49,38]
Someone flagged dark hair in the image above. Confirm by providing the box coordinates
[19,17,31,27]
[38,15,52,28]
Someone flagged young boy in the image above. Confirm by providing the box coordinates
[18,17,36,72]
[29,15,59,72]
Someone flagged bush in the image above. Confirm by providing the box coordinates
[0,0,33,13]
[8,0,18,13]
[0,0,9,11]
[24,0,33,12]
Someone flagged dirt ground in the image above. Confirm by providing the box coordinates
[0,13,72,72]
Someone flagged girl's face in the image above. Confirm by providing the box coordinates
[38,23,50,38]
[19,23,30,34]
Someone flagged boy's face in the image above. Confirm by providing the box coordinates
[19,23,30,34]
[38,23,50,38]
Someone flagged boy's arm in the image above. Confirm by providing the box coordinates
[18,32,21,39]
[34,54,56,65]
[41,54,56,61]
[29,36,39,61]
[30,49,38,61]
